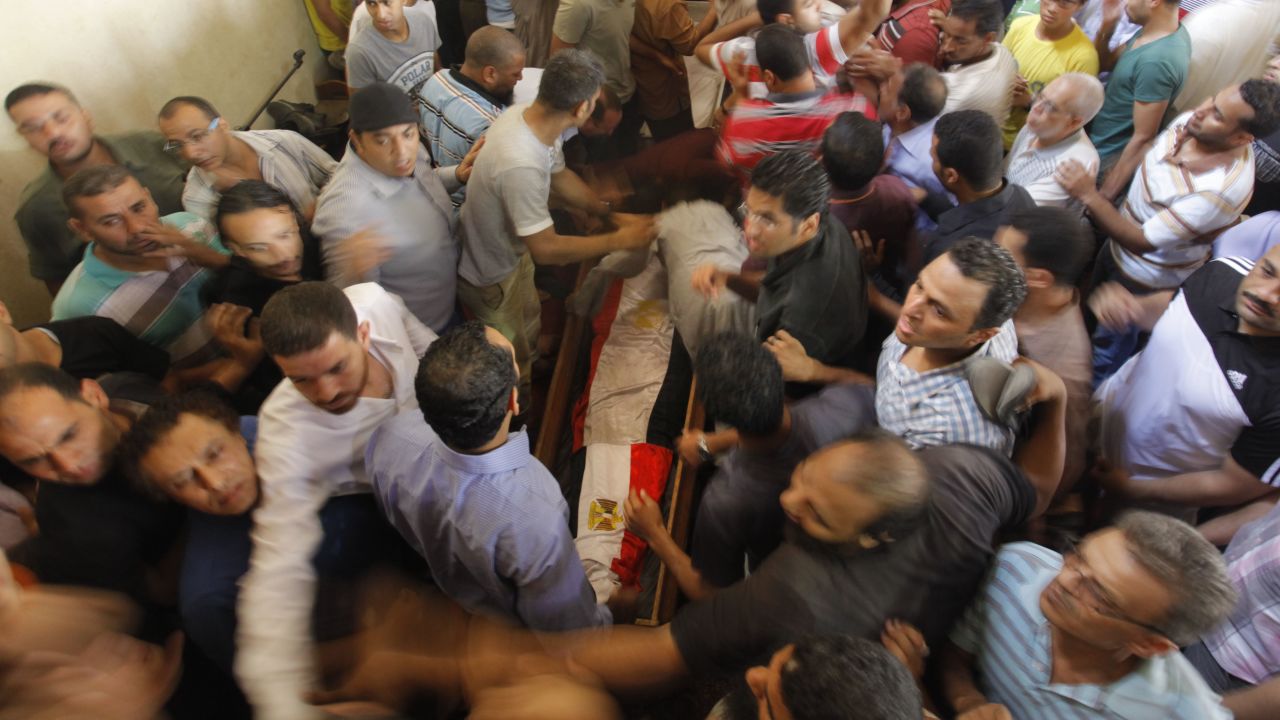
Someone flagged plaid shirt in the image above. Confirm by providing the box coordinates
[875,320,1018,455]
[1206,500,1280,684]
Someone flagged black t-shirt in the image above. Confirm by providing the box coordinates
[669,444,1035,673]
[755,212,868,370]
[31,316,169,380]
[922,181,1037,263]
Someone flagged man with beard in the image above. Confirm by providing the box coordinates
[1057,80,1279,381]
[235,281,434,720]
[6,82,187,293]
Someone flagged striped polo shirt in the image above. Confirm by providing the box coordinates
[1111,111,1255,289]
[951,542,1232,720]
[718,90,872,176]
[51,212,224,366]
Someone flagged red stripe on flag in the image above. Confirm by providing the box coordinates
[571,277,625,452]
[610,443,674,590]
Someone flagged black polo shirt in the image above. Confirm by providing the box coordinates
[1184,258,1280,483]
[922,180,1036,262]
[755,212,868,370]
[29,316,169,381]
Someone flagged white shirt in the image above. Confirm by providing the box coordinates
[181,129,337,221]
[234,283,436,720]
[1005,127,1100,210]
[942,43,1018,127]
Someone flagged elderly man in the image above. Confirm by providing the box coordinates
[313,82,477,333]
[420,27,526,169]
[1005,72,1104,210]
[999,0,1098,147]
[6,83,186,292]
[156,96,336,222]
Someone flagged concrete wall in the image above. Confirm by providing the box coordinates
[0,0,328,326]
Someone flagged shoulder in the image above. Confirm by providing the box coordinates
[1006,14,1036,40]
[994,541,1063,575]
[51,264,103,318]
[16,169,60,212]
[1184,256,1249,304]
[106,130,167,154]
[369,411,437,466]
[163,212,217,242]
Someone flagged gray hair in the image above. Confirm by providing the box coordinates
[946,237,1028,330]
[1117,512,1237,647]
[1052,72,1105,123]
[536,49,605,113]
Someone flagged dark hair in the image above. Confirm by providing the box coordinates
[1239,79,1280,137]
[215,180,305,242]
[899,63,948,122]
[260,281,358,358]
[415,322,516,450]
[750,149,831,222]
[757,0,798,25]
[695,333,784,436]
[158,95,220,121]
[118,385,239,494]
[949,0,1004,37]
[591,85,622,122]
[0,362,83,406]
[755,25,809,82]
[537,49,606,112]
[934,110,1004,189]
[62,165,138,217]
[946,237,1027,329]
[822,112,885,191]
[5,82,78,112]
[1001,207,1093,286]
[781,635,922,720]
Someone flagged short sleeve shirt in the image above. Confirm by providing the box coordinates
[458,104,565,287]
[1089,25,1191,160]
[873,0,950,68]
[32,316,170,380]
[553,0,637,102]
[345,10,441,93]
[1000,16,1099,147]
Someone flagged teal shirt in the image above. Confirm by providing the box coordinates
[52,212,225,365]
[1088,25,1191,160]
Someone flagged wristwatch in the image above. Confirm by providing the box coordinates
[696,434,714,464]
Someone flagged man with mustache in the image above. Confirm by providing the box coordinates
[6,82,186,294]
[1090,244,1280,543]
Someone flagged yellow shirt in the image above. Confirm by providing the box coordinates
[303,0,355,52]
[1001,15,1099,148]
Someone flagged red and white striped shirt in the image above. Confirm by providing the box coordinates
[718,89,874,175]
[708,23,849,101]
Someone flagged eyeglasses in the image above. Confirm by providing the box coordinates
[163,117,221,153]
[1060,540,1168,637]
[1031,94,1067,115]
[737,202,779,232]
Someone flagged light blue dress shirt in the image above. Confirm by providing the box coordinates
[366,411,611,630]
[884,118,953,232]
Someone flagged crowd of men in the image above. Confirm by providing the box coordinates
[2,0,1280,718]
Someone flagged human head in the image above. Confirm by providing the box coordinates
[695,333,784,437]
[932,110,1004,193]
[415,322,519,451]
[884,63,948,132]
[755,25,812,89]
[1123,0,1180,26]
[1187,80,1280,153]
[1235,243,1280,336]
[62,165,163,259]
[720,635,922,720]
[758,0,824,33]
[897,237,1027,349]
[995,207,1093,288]
[261,282,371,414]
[119,387,258,516]
[938,0,1003,65]
[156,96,228,171]
[365,0,408,36]
[0,363,120,485]
[1041,512,1236,656]
[743,150,829,258]
[537,50,606,128]
[1038,0,1085,33]
[6,83,95,166]
[581,86,623,137]
[348,82,420,178]
[780,432,929,545]
[1026,73,1104,145]
[461,26,527,104]
[822,112,886,192]
[215,181,308,282]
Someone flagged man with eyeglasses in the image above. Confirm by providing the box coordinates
[941,512,1236,720]
[156,96,336,223]
[1004,72,1104,210]
[1000,0,1098,149]
[5,82,187,294]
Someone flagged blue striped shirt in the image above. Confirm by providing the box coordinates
[951,542,1232,720]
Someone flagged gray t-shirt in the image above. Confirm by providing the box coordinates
[552,0,637,102]
[346,10,441,94]
[458,104,565,287]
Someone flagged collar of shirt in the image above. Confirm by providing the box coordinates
[1213,296,1280,352]
[436,431,533,476]
[883,319,1015,378]
[762,88,829,105]
[189,130,284,186]
[764,214,831,283]
[447,66,509,108]
[938,181,1020,234]
[80,216,193,286]
[889,117,938,161]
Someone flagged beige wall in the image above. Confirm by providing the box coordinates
[0,0,329,326]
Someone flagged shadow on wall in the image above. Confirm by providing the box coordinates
[0,0,328,326]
